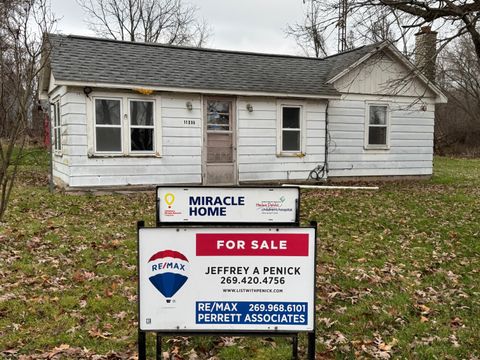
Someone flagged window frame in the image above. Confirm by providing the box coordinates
[128,98,156,154]
[364,102,390,150]
[88,92,162,157]
[277,101,306,157]
[52,100,62,155]
[93,96,124,154]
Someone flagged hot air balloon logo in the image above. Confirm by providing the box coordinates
[148,250,189,303]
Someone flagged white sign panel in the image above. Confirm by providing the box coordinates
[139,227,315,332]
[157,187,299,223]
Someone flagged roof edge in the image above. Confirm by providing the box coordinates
[50,79,342,100]
[326,41,389,84]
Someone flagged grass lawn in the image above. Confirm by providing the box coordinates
[1,152,479,359]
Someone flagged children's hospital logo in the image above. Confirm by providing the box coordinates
[164,193,175,208]
[148,250,189,302]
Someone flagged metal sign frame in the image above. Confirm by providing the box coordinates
[138,185,316,360]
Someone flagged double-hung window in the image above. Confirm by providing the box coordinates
[93,96,158,155]
[280,105,302,153]
[129,100,155,152]
[95,98,122,153]
[52,101,62,153]
[366,104,389,149]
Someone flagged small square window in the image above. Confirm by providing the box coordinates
[131,128,154,151]
[96,99,121,125]
[96,127,122,152]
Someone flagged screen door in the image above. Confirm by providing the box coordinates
[203,98,236,185]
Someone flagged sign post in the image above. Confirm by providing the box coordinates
[137,186,316,359]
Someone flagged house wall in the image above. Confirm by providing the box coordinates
[52,89,328,187]
[237,97,327,182]
[55,89,203,187]
[334,51,434,98]
[328,95,435,178]
[328,49,437,178]
[50,85,69,186]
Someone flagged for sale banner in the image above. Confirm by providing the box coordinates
[139,227,315,332]
[157,187,299,223]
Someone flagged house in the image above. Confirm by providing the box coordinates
[39,30,447,188]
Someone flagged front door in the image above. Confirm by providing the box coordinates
[203,97,236,185]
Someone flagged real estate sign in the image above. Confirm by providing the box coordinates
[139,227,315,332]
[156,187,299,224]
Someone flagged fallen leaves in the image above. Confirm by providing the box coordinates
[2,157,480,358]
[88,326,112,339]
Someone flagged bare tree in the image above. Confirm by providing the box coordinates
[77,0,211,46]
[0,0,55,221]
[435,38,480,155]
[286,0,328,57]
[303,1,480,63]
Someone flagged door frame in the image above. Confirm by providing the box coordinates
[202,95,238,185]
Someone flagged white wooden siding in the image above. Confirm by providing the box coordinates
[334,51,436,99]
[237,97,326,182]
[53,88,203,187]
[327,96,434,178]
[50,85,69,186]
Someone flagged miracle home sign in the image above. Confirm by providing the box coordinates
[157,187,299,223]
[138,227,316,332]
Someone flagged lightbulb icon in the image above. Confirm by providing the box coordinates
[164,193,175,208]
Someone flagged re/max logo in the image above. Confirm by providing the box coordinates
[151,262,186,271]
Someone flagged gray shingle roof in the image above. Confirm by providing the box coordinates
[47,34,381,97]
[324,42,385,80]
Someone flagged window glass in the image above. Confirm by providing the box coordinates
[368,127,387,145]
[96,128,122,152]
[207,101,230,131]
[131,128,154,151]
[369,106,387,125]
[367,105,388,146]
[281,105,302,152]
[283,130,300,151]
[95,98,122,152]
[93,97,157,154]
[130,100,155,152]
[131,101,153,126]
[282,107,300,128]
[53,102,61,152]
[95,99,121,125]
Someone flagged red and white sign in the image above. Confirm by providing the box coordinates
[196,233,309,256]
[139,227,315,332]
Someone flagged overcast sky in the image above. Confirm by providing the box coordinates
[50,0,307,55]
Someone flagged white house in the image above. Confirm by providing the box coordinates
[39,31,447,189]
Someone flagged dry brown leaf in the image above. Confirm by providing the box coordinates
[88,327,111,339]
